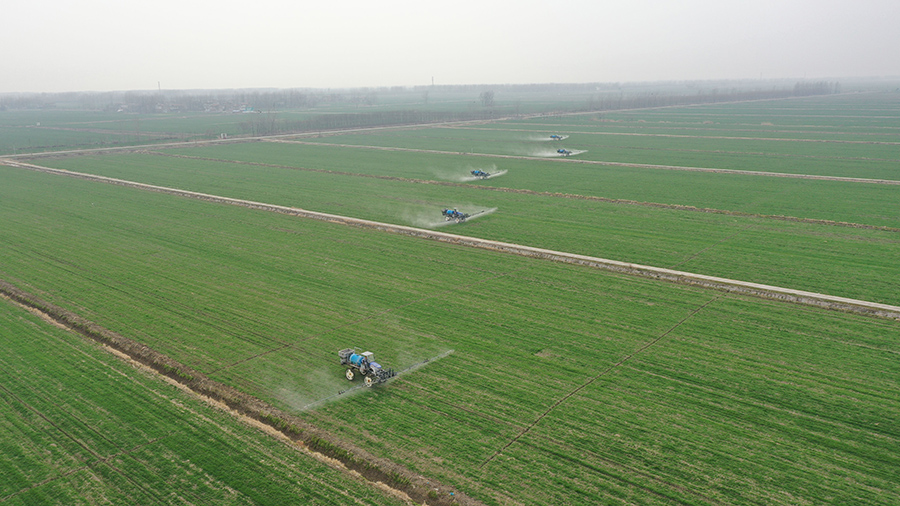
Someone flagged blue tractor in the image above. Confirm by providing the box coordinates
[471,169,491,179]
[338,348,396,387]
[442,208,470,223]
[550,134,564,140]
[557,148,572,156]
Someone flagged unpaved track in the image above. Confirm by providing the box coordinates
[268,139,900,185]
[5,159,899,320]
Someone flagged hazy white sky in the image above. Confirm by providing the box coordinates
[3,0,898,93]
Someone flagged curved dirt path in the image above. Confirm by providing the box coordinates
[5,159,899,320]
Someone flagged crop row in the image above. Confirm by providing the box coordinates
[291,125,900,180]
[305,292,900,505]
[30,151,900,306]
[0,299,406,506]
[5,92,899,505]
[154,140,900,229]
[1,165,898,504]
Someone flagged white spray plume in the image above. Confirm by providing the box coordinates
[399,206,498,228]
[523,147,588,157]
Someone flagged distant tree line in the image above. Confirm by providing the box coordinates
[239,108,499,136]
[0,89,335,113]
[1,81,841,137]
[574,81,840,114]
[793,81,841,96]
[231,81,840,136]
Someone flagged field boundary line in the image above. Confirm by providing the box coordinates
[269,139,900,185]
[4,159,900,320]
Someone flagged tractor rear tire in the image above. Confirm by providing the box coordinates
[346,369,355,381]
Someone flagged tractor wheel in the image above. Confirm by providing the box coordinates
[364,376,376,388]
[345,369,355,381]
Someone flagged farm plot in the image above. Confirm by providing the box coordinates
[0,110,177,155]
[0,110,286,155]
[594,94,900,129]
[0,110,130,128]
[292,121,900,180]
[0,126,162,156]
[153,141,900,230]
[302,287,900,505]
[29,150,900,306]
[473,117,900,141]
[450,118,900,143]
[0,299,406,506]
[1,164,899,505]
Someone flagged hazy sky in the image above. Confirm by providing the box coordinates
[3,0,899,93]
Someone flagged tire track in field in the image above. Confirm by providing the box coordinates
[668,225,755,270]
[629,365,900,443]
[3,292,407,506]
[264,138,900,185]
[209,265,528,375]
[5,159,900,320]
[478,295,721,476]
[0,380,170,504]
[139,151,900,233]
[516,437,724,506]
[0,435,173,503]
[399,376,723,505]
[1,239,292,361]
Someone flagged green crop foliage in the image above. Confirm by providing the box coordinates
[290,126,900,179]
[36,146,900,306]
[145,139,899,230]
[0,300,405,505]
[3,90,900,505]
[1,161,898,505]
